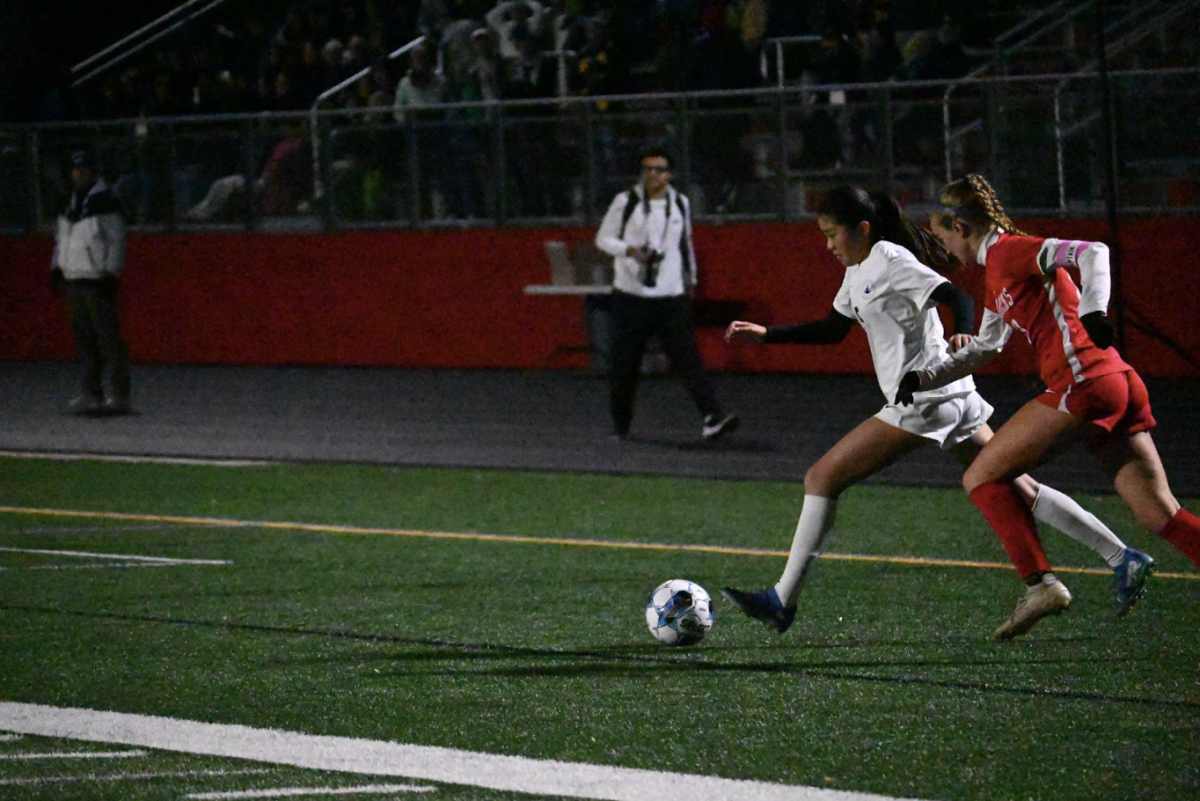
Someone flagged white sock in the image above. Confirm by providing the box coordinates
[773,495,836,607]
[1031,485,1125,567]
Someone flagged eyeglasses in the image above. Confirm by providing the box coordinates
[641,165,670,174]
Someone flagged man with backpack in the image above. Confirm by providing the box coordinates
[593,146,738,442]
[52,150,132,416]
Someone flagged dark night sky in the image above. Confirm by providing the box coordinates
[0,0,183,120]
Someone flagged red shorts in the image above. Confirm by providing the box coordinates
[1036,369,1156,436]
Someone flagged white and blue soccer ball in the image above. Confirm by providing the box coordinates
[644,579,714,646]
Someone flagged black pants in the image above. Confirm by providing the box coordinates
[607,290,722,436]
[66,279,130,403]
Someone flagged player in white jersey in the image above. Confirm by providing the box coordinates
[720,186,1153,640]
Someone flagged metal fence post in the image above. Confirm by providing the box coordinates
[584,102,596,227]
[883,86,895,194]
[494,104,507,226]
[241,119,255,230]
[678,96,691,199]
[777,90,790,221]
[406,114,420,225]
[166,121,179,233]
[30,131,44,231]
[1054,90,1066,212]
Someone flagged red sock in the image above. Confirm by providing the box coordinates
[1159,508,1200,570]
[969,481,1052,580]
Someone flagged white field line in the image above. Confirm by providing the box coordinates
[14,563,176,571]
[0,703,927,801]
[0,734,23,741]
[0,450,272,467]
[0,767,273,787]
[0,749,147,760]
[185,784,435,799]
[0,547,229,566]
[20,525,182,534]
[2,505,1199,581]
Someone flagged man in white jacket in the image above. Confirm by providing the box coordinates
[51,151,131,415]
[594,146,737,441]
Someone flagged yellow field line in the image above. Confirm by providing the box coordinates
[1,505,1197,581]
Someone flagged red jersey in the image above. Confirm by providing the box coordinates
[982,232,1129,392]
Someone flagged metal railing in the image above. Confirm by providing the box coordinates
[987,0,1087,65]
[1051,0,1200,210]
[70,0,234,88]
[761,36,822,88]
[1,67,1196,235]
[940,0,1175,182]
[309,38,579,200]
[310,36,427,199]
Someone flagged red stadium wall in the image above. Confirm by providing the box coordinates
[2,218,1197,376]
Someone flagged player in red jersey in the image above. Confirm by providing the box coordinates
[720,186,1149,641]
[897,174,1200,637]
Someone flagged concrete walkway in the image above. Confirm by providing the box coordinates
[2,361,1197,495]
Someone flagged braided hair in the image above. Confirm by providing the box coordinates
[934,173,1028,237]
[816,186,960,274]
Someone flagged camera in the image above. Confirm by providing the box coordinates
[640,248,665,287]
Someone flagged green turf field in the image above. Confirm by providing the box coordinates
[1,455,1198,800]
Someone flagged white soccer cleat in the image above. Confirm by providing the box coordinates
[702,414,739,441]
[993,575,1072,640]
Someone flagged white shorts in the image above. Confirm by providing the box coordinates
[875,391,994,450]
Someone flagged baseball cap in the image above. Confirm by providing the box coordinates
[70,150,96,169]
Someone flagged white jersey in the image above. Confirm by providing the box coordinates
[595,187,696,298]
[832,240,976,405]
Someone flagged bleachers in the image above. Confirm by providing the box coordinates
[2,0,1197,232]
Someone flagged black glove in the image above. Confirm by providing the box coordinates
[1080,311,1113,349]
[50,267,65,296]
[895,371,921,406]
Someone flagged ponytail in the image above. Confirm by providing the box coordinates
[934,173,1028,237]
[813,186,959,274]
[866,190,958,274]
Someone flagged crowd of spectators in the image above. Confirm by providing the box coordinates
[46,0,979,123]
[24,1,991,224]
[5,1,1194,229]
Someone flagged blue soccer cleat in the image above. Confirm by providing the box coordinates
[1114,548,1155,617]
[720,586,796,634]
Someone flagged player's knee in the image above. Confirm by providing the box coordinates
[803,464,838,497]
[962,457,1007,494]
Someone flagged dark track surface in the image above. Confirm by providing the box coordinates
[2,361,1197,495]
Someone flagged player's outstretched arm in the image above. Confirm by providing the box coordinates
[725,321,768,343]
[730,309,855,347]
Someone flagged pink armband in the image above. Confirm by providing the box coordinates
[1053,240,1093,268]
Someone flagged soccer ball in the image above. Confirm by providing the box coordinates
[644,579,714,646]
